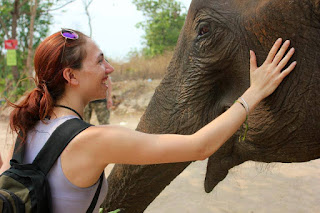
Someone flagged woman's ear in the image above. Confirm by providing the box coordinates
[63,68,79,86]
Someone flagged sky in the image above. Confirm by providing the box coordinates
[50,0,192,61]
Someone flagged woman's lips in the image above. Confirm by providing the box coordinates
[102,76,109,88]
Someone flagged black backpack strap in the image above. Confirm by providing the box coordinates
[33,118,103,212]
[86,173,104,213]
[32,118,92,175]
[12,131,25,163]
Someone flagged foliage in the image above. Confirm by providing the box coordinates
[0,0,72,101]
[132,0,186,57]
[111,51,173,81]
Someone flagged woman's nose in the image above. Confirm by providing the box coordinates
[105,61,114,74]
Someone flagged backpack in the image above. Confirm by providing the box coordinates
[0,118,103,213]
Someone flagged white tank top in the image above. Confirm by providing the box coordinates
[23,115,108,213]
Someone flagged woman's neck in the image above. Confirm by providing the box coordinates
[51,96,87,120]
[55,105,83,120]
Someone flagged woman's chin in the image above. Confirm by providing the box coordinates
[97,93,107,100]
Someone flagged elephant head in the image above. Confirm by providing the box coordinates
[103,0,320,212]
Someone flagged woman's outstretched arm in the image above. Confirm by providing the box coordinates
[64,39,296,168]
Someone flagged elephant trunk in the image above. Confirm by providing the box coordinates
[103,163,191,212]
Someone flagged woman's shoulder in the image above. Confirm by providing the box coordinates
[34,115,78,131]
[66,124,135,158]
[73,124,127,142]
[60,124,120,186]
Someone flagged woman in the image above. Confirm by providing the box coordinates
[0,29,296,212]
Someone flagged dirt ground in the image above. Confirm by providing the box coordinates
[1,79,319,212]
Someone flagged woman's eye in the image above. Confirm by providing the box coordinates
[199,25,210,36]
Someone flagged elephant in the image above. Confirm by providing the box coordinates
[103,0,320,212]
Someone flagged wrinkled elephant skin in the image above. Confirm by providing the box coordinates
[103,0,320,212]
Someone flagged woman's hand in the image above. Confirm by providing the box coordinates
[249,38,297,101]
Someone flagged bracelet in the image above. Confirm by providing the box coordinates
[235,100,247,115]
[238,97,249,116]
[235,97,249,142]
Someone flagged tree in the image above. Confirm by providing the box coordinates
[0,0,75,100]
[132,0,186,57]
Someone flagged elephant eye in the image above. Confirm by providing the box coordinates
[197,22,211,38]
[200,25,209,35]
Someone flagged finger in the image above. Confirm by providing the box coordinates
[265,38,282,63]
[250,50,258,71]
[279,61,297,79]
[272,40,291,65]
[276,47,295,71]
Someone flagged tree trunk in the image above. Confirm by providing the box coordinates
[26,0,38,77]
[11,0,20,82]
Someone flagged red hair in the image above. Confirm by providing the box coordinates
[9,30,88,143]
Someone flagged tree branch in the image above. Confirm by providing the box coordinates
[47,0,77,11]
[83,0,94,37]
[87,0,94,7]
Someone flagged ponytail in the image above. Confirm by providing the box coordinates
[9,80,54,143]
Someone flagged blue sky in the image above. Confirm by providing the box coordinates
[50,0,192,61]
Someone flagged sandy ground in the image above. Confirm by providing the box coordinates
[1,112,319,213]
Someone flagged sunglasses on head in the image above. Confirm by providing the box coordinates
[60,28,79,63]
[61,28,79,40]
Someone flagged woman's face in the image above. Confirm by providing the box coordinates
[76,38,114,102]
